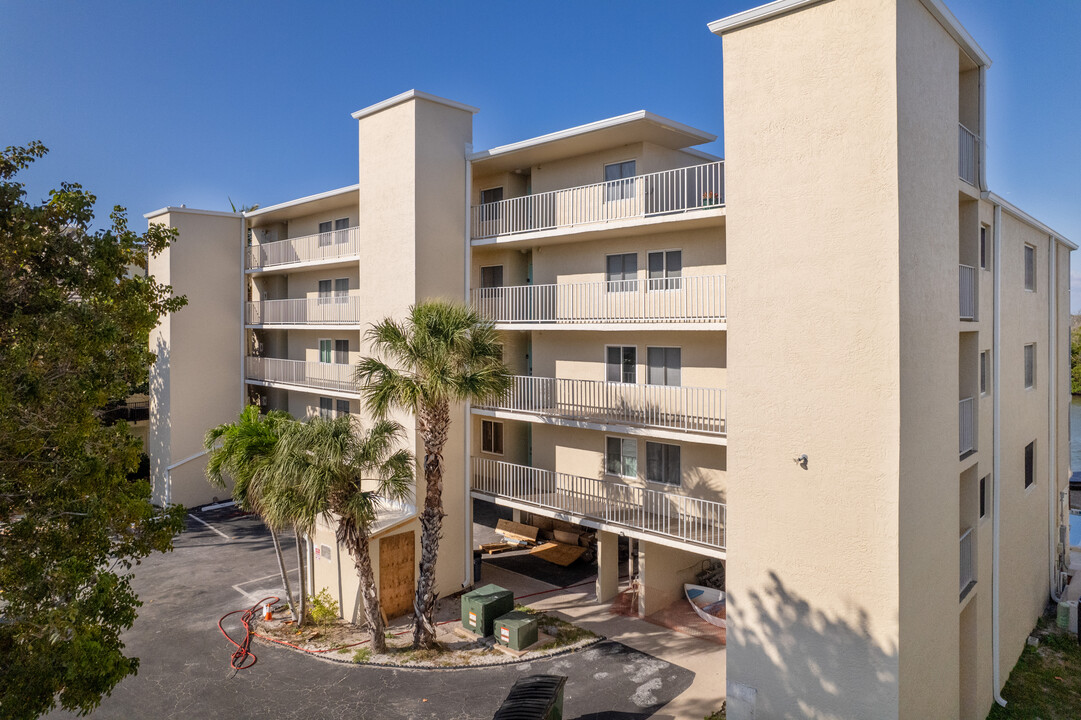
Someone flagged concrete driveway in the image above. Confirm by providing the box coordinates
[49,507,695,720]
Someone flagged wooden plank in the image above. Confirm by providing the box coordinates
[480,542,518,555]
[553,529,581,546]
[493,631,555,658]
[378,530,415,620]
[529,541,587,567]
[496,518,538,543]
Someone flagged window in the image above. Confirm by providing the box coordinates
[481,420,504,455]
[480,265,504,293]
[606,253,637,292]
[1024,343,1036,389]
[979,351,989,395]
[334,339,349,364]
[647,347,681,386]
[319,397,333,419]
[606,346,636,384]
[480,187,504,205]
[318,220,333,246]
[334,217,349,244]
[604,160,636,201]
[1024,244,1036,291]
[1024,441,1035,488]
[318,279,332,304]
[319,339,332,364]
[606,437,637,478]
[336,399,350,417]
[979,475,988,519]
[979,226,989,270]
[646,442,681,486]
[334,278,349,303]
[648,250,682,290]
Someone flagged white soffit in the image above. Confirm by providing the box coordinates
[245,184,360,225]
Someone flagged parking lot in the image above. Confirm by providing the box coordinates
[49,507,696,719]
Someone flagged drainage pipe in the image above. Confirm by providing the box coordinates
[991,203,1006,707]
[463,143,474,588]
[1048,233,1063,604]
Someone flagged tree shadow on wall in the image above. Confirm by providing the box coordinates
[727,570,899,719]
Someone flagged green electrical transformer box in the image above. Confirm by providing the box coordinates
[495,611,539,651]
[461,584,514,636]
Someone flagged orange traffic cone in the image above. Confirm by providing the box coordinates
[263,603,272,621]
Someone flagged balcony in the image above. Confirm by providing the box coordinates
[471,275,726,329]
[246,294,362,327]
[958,123,979,186]
[471,457,726,552]
[959,397,976,458]
[475,376,725,439]
[958,264,976,321]
[959,527,975,598]
[245,357,358,397]
[246,226,361,271]
[471,162,724,241]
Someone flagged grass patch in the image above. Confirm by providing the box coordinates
[988,615,1081,719]
[514,604,597,649]
[352,647,372,663]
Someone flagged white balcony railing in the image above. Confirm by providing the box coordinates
[471,162,724,240]
[959,527,975,596]
[477,376,726,435]
[959,264,976,321]
[959,397,976,457]
[958,124,979,186]
[245,357,356,395]
[246,226,361,270]
[471,275,725,326]
[246,295,362,326]
[471,457,726,550]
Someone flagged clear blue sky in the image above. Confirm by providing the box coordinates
[2,1,1078,306]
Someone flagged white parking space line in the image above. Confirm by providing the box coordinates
[187,513,233,540]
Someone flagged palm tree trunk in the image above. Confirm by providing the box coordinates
[413,402,449,649]
[294,527,307,626]
[345,524,387,653]
[270,527,298,622]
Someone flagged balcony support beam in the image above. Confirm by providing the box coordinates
[595,530,620,603]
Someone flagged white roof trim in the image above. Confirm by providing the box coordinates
[143,206,241,220]
[244,184,360,218]
[470,110,716,162]
[984,191,1076,250]
[708,0,991,68]
[351,89,479,120]
[682,147,724,163]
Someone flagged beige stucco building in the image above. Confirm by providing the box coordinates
[144,0,1074,717]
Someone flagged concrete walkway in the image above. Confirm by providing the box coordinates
[483,561,726,720]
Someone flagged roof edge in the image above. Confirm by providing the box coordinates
[143,206,241,220]
[983,191,1076,250]
[351,90,479,121]
[245,184,360,218]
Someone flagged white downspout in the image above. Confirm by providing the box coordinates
[239,214,247,411]
[992,203,1006,707]
[978,66,988,192]
[1049,235,1063,602]
[463,143,474,588]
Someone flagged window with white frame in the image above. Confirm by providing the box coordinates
[334,278,349,303]
[319,397,333,419]
[606,253,637,292]
[318,279,332,304]
[318,220,333,246]
[334,339,349,364]
[606,437,637,478]
[647,347,681,387]
[481,420,503,455]
[645,442,680,486]
[334,217,349,243]
[647,250,682,290]
[319,339,332,364]
[606,346,636,384]
[1024,343,1036,389]
[604,160,636,201]
[336,399,350,417]
[979,350,989,395]
[979,226,989,270]
[1024,244,1036,291]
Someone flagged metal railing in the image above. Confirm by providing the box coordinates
[476,376,726,435]
[958,123,979,186]
[246,226,361,270]
[471,275,725,325]
[959,527,975,595]
[245,357,356,395]
[471,162,724,240]
[958,264,976,321]
[471,457,726,550]
[959,397,976,457]
[246,294,362,325]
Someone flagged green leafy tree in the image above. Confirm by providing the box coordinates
[1071,322,1081,395]
[355,300,510,648]
[264,416,413,652]
[204,406,307,624]
[0,142,187,719]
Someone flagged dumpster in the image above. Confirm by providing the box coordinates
[461,583,514,636]
[495,610,538,651]
[492,674,567,720]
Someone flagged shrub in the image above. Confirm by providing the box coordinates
[308,588,340,627]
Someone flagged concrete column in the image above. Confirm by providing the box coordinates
[595,530,619,603]
[511,508,522,523]
[637,539,702,617]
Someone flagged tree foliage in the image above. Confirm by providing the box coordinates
[1071,318,1081,395]
[0,142,187,719]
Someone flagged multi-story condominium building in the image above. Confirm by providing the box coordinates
[144,0,1074,717]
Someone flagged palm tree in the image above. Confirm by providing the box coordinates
[355,299,510,648]
[204,406,306,624]
[263,416,414,653]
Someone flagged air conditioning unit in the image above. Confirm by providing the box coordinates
[460,584,513,637]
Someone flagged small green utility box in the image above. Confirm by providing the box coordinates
[495,610,539,651]
[461,583,513,636]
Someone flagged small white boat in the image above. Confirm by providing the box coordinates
[685,584,726,628]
